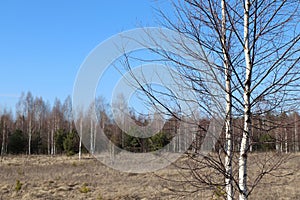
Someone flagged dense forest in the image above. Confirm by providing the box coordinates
[0,91,299,156]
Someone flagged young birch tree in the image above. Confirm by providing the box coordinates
[122,0,300,199]
[0,109,13,156]
[25,92,34,155]
[75,108,84,160]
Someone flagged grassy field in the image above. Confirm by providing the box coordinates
[0,153,299,200]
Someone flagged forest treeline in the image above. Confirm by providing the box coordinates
[0,91,299,156]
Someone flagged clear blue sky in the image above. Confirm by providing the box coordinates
[0,0,171,110]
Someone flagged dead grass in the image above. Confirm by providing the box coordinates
[0,153,299,199]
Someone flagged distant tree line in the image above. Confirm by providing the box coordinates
[0,92,82,156]
[0,91,299,157]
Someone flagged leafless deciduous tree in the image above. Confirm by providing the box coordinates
[120,0,300,199]
[0,109,13,156]
[75,106,84,160]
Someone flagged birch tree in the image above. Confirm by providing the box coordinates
[0,109,13,156]
[74,106,84,160]
[238,0,252,197]
[239,1,299,198]
[63,96,73,133]
[95,96,109,153]
[87,101,96,155]
[122,0,300,199]
[32,96,47,154]
[22,92,34,155]
[79,117,83,159]
[221,0,233,198]
[51,98,63,155]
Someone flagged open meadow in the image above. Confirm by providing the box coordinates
[0,153,299,200]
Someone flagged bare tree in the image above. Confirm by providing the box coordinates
[87,101,96,155]
[95,96,109,152]
[63,95,73,133]
[75,107,84,160]
[16,92,35,155]
[173,1,298,199]
[32,96,48,154]
[0,109,13,156]
[112,94,128,150]
[119,0,300,199]
[51,98,63,155]
[221,0,233,198]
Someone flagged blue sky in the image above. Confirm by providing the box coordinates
[0,0,171,110]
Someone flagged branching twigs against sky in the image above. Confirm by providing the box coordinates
[118,0,300,199]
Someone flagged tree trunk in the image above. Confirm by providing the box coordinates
[28,117,32,155]
[222,0,233,199]
[90,118,94,155]
[275,128,280,152]
[51,128,54,155]
[94,121,97,153]
[280,136,283,153]
[1,121,6,156]
[285,127,288,154]
[79,118,82,160]
[178,127,181,152]
[47,122,50,155]
[239,0,252,199]
[294,113,299,152]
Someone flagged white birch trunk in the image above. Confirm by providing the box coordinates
[212,124,216,152]
[47,122,50,155]
[94,122,97,153]
[280,138,283,153]
[28,117,32,155]
[184,126,187,151]
[176,124,178,152]
[285,127,288,154]
[51,128,54,155]
[1,121,6,156]
[275,130,280,152]
[249,131,253,152]
[294,113,299,152]
[79,118,82,160]
[53,115,59,156]
[51,117,57,156]
[90,118,94,155]
[178,128,181,152]
[54,141,56,155]
[239,0,251,199]
[222,0,233,198]
[1,131,5,156]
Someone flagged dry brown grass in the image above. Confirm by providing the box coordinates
[0,153,299,200]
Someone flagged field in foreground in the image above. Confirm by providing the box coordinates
[0,154,299,200]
